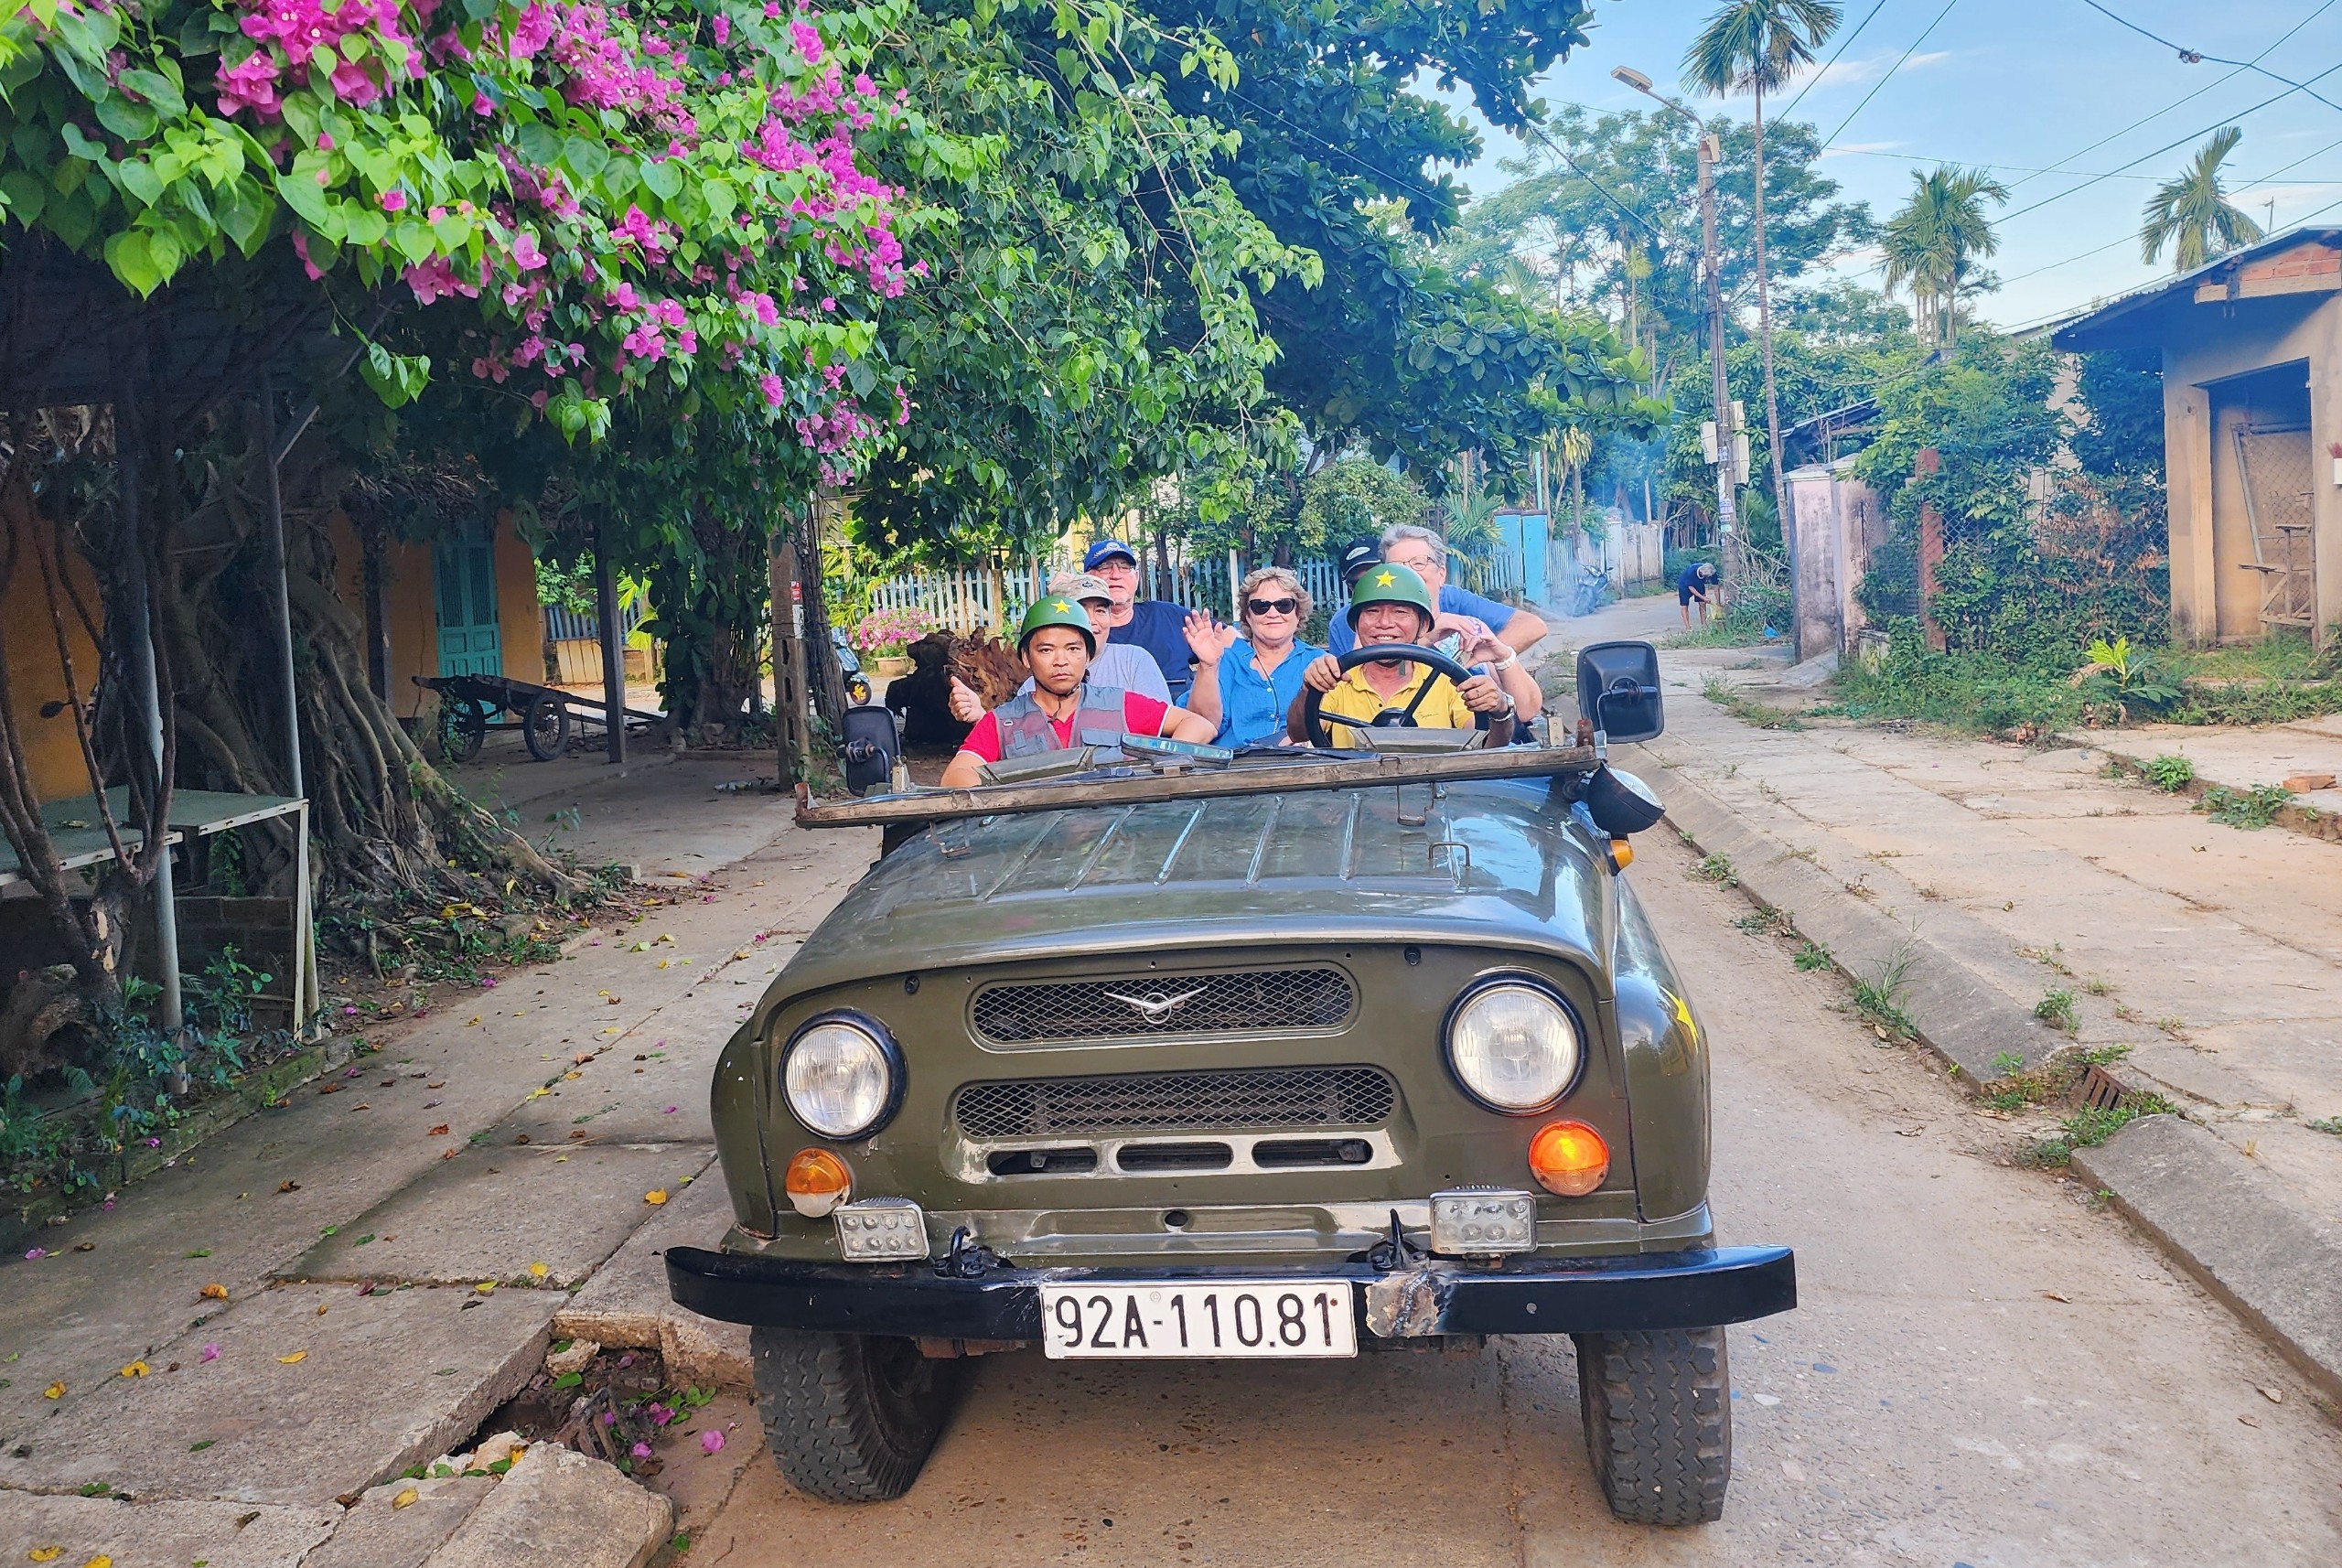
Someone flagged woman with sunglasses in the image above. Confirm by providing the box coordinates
[1187,566,1325,747]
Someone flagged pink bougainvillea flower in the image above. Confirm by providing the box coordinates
[701,1430,725,1455]
[199,1343,220,1362]
[380,189,407,211]
[631,1441,653,1458]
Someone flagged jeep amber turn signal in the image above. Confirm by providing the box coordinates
[784,1147,852,1218]
[1528,1120,1609,1197]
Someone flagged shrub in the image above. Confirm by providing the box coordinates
[2143,755,2195,791]
[850,607,939,658]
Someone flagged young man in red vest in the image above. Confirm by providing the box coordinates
[940,597,1218,788]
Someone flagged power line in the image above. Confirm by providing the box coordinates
[1995,59,2342,227]
[1779,0,1895,119]
[1998,194,2342,335]
[2005,0,2336,190]
[1818,0,1961,149]
[2076,0,2342,115]
[1515,122,1670,242]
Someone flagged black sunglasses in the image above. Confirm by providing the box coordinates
[1245,596,1300,617]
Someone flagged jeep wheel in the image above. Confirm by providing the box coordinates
[1574,1326,1732,1525]
[750,1326,962,1502]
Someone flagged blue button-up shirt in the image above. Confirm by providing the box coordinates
[1213,637,1325,746]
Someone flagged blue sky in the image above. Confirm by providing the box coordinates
[1439,0,2342,327]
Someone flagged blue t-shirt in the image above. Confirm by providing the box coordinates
[1211,638,1325,747]
[1109,599,1195,699]
[1327,583,1517,656]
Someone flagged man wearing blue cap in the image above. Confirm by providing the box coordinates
[1085,538,1198,702]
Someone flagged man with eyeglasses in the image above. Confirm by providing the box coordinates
[1083,538,1198,702]
[1326,526,1549,662]
[1184,566,1323,747]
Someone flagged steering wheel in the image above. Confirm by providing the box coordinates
[1301,643,1482,749]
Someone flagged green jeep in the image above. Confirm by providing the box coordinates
[666,639,1795,1524]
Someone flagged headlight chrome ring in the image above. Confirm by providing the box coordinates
[1443,975,1585,1115]
[779,1010,905,1140]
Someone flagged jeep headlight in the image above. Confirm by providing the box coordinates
[781,1014,902,1139]
[1445,979,1582,1113]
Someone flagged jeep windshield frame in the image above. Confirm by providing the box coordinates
[795,742,1605,830]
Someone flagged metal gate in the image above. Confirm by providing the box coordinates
[2234,424,2316,632]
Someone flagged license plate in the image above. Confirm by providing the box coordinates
[1038,1281,1357,1359]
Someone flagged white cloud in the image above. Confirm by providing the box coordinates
[1797,49,1952,94]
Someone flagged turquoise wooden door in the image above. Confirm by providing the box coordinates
[435,528,502,676]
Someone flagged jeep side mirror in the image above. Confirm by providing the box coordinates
[839,704,901,796]
[1575,640,1664,745]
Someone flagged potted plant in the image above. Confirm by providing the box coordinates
[852,607,937,676]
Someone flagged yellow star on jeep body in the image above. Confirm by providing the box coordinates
[1665,988,1699,1047]
[1052,599,1072,612]
[1374,571,1396,587]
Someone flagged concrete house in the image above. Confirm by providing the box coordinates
[2052,226,2342,647]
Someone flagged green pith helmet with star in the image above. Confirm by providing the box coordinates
[1016,594,1097,655]
[1344,561,1435,629]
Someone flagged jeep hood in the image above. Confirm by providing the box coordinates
[776,778,1609,995]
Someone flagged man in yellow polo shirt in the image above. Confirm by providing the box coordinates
[1286,563,1542,746]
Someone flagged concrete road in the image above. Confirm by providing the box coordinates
[671,826,2342,1566]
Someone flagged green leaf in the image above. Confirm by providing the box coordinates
[47,185,94,249]
[92,94,159,142]
[600,155,638,200]
[562,135,608,184]
[0,171,46,223]
[550,1369,584,1389]
[514,120,562,167]
[116,68,187,120]
[393,218,436,265]
[216,180,269,255]
[103,230,162,296]
[114,158,165,209]
[639,158,682,201]
[703,179,736,222]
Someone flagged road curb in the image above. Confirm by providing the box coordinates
[2073,1116,2342,1407]
[1629,746,2062,1080]
[1638,745,2342,1411]
[2068,734,2342,847]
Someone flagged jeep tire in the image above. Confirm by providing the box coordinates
[1574,1326,1732,1525]
[750,1326,962,1502]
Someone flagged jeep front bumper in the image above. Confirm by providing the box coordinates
[663,1244,1795,1340]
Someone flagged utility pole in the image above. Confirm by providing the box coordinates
[1614,68,1741,599]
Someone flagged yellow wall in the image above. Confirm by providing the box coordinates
[325,511,546,719]
[2,484,106,802]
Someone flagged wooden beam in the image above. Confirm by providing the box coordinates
[795,746,1602,829]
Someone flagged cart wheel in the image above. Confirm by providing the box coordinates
[847,673,873,706]
[438,697,487,763]
[521,694,571,760]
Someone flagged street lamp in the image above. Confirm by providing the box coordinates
[1612,65,1742,597]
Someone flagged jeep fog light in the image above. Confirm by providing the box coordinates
[1445,979,1582,1112]
[834,1197,929,1262]
[781,1014,901,1138]
[1431,1188,1536,1254]
[784,1147,853,1218]
[1529,1120,1610,1197]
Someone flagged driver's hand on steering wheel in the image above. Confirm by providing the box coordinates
[1456,672,1510,714]
[1301,653,1343,693]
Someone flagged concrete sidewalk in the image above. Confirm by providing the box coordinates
[0,775,873,1563]
[1540,591,2342,1403]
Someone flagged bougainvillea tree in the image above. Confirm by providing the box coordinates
[0,0,946,981]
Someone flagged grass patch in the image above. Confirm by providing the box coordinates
[2142,754,2195,791]
[1850,949,1918,1038]
[2304,1116,2342,1136]
[2024,1090,2181,1166]
[2033,989,2078,1033]
[1693,853,1739,888]
[2200,783,2291,831]
[1700,673,1806,731]
[1792,940,1833,972]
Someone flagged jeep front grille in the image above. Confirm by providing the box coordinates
[952,1066,1397,1139]
[970,967,1355,1044]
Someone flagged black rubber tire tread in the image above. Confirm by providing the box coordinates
[521,695,569,760]
[750,1326,962,1502]
[1574,1326,1732,1526]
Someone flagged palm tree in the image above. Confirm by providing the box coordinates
[1881,166,2007,347]
[2142,127,2264,273]
[1684,0,1840,607]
